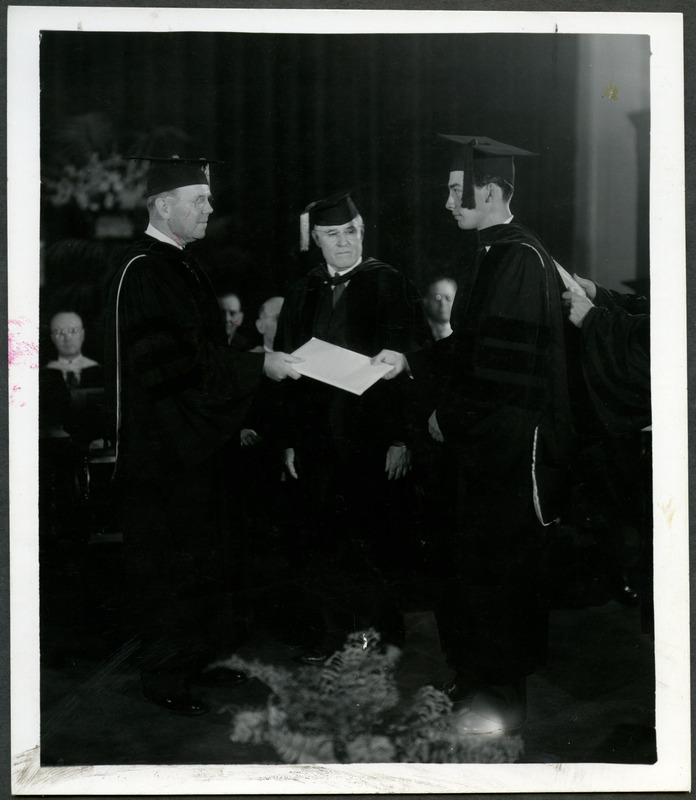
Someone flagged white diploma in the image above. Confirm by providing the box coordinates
[291,337,393,396]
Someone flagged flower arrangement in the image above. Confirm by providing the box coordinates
[219,629,524,764]
[44,151,148,214]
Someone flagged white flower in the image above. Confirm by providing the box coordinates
[345,735,396,763]
[230,710,266,744]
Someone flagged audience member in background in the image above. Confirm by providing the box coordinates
[422,277,457,342]
[45,311,103,389]
[275,190,428,664]
[39,311,105,551]
[217,291,252,350]
[231,295,294,636]
[249,296,285,354]
[411,277,459,603]
[40,310,105,459]
[242,296,285,443]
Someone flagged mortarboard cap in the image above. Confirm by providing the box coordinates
[300,191,361,251]
[127,155,220,197]
[439,135,536,209]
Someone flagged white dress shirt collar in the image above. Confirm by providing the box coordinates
[327,257,362,278]
[145,223,184,250]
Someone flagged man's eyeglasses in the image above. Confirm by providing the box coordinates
[51,328,82,337]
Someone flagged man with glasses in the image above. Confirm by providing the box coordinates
[106,156,301,716]
[422,276,457,342]
[46,311,102,388]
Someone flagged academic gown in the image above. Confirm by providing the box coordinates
[105,235,264,679]
[274,257,427,648]
[568,285,652,622]
[407,221,574,685]
[579,286,650,435]
[276,257,427,461]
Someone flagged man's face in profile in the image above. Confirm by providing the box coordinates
[167,184,213,244]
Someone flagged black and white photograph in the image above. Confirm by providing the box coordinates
[7,4,689,795]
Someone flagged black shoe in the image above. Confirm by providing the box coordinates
[450,682,526,735]
[441,675,477,704]
[294,648,331,666]
[615,580,640,607]
[142,687,208,716]
[192,667,248,687]
[141,672,209,715]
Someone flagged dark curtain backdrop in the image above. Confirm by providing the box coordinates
[39,30,579,359]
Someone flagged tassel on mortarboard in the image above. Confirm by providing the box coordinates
[300,208,312,252]
[439,135,536,210]
[462,139,475,210]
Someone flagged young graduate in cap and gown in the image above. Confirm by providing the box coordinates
[374,136,588,735]
[275,191,428,663]
[106,156,301,715]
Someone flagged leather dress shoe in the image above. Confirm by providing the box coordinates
[615,580,640,607]
[294,648,331,666]
[192,667,248,687]
[441,676,476,705]
[141,672,209,715]
[450,704,522,735]
[449,682,526,736]
[143,690,208,716]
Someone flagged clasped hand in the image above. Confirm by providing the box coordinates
[562,290,595,329]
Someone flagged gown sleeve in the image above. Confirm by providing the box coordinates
[408,244,554,449]
[579,304,651,433]
[117,255,264,464]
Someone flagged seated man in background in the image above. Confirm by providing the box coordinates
[217,290,251,350]
[411,276,459,602]
[43,310,106,445]
[242,295,285,443]
[40,310,106,542]
[249,295,285,355]
[422,276,457,342]
[45,310,103,389]
[230,295,294,638]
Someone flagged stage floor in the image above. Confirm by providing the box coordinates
[38,533,655,767]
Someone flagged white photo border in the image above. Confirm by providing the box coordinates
[8,5,689,795]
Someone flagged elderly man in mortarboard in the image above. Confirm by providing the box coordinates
[373,135,594,736]
[274,191,428,665]
[105,156,301,716]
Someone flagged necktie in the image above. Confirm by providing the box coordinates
[332,282,348,308]
[330,271,352,308]
[65,371,78,388]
